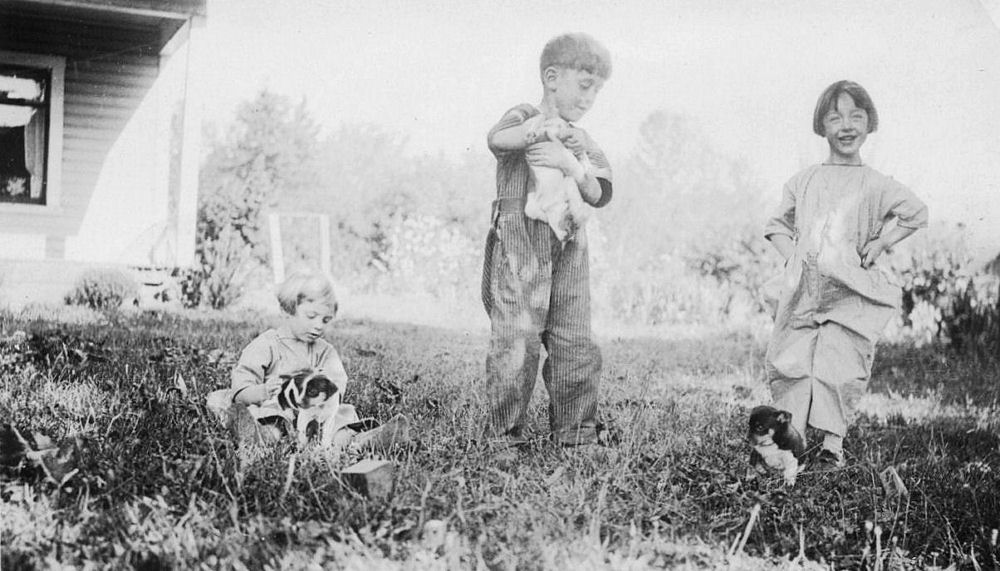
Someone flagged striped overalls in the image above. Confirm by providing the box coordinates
[481,104,612,445]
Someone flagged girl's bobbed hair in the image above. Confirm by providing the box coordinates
[813,80,879,136]
[540,33,612,81]
[276,269,338,316]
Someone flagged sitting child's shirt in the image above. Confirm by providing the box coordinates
[521,114,598,242]
[230,326,349,422]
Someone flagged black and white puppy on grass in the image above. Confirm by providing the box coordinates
[748,405,805,486]
[278,369,341,446]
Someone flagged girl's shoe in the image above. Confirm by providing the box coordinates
[813,448,845,470]
[352,414,411,451]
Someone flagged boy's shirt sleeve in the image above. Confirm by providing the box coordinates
[487,104,536,157]
[585,133,613,182]
[230,332,274,394]
[880,178,929,229]
[764,179,797,240]
[583,132,614,207]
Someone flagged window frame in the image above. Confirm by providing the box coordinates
[0,50,64,213]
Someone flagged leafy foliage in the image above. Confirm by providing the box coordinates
[192,93,1000,351]
[591,111,777,326]
[196,97,781,322]
[63,268,138,310]
[188,90,321,309]
[887,223,1000,358]
[379,214,481,299]
[286,123,493,281]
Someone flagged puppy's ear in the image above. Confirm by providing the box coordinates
[315,376,337,397]
[776,410,792,424]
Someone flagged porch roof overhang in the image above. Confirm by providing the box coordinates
[1,0,207,56]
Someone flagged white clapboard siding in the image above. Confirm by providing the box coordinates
[1,9,162,243]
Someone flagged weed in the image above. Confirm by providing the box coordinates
[64,268,139,311]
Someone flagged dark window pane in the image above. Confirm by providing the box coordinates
[0,67,48,205]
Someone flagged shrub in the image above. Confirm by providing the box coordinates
[684,231,779,317]
[887,224,1000,357]
[380,214,480,300]
[180,225,260,310]
[64,268,138,310]
[191,90,321,309]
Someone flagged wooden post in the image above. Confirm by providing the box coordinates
[318,213,331,277]
[174,22,202,267]
[268,212,284,283]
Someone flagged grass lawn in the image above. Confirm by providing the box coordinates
[1,307,998,570]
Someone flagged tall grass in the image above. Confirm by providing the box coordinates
[2,308,997,569]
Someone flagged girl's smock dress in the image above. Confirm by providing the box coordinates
[763,164,928,438]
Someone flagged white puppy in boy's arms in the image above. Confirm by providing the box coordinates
[523,114,593,243]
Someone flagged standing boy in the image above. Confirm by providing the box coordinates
[481,33,614,449]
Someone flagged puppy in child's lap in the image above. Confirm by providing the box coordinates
[275,368,341,446]
[747,405,805,486]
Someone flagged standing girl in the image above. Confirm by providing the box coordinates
[764,80,928,468]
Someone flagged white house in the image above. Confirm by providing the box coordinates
[0,0,206,305]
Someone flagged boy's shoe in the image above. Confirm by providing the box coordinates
[483,434,529,464]
[561,441,619,463]
[556,424,619,462]
[484,433,529,451]
[813,448,845,470]
[596,422,622,447]
[552,422,621,447]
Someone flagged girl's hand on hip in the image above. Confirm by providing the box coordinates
[860,237,888,268]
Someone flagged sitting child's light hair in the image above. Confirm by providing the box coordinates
[276,269,338,315]
[540,33,612,81]
[813,80,879,136]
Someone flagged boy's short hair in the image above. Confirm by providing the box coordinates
[540,33,612,81]
[813,80,879,136]
[276,269,338,315]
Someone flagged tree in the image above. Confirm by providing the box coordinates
[609,111,765,250]
[595,110,777,318]
[186,90,321,308]
[283,123,493,281]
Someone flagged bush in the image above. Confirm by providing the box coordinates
[64,268,138,310]
[181,225,260,310]
[379,214,481,300]
[887,224,1000,357]
[684,232,779,316]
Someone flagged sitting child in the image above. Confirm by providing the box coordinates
[206,269,408,453]
[522,113,593,243]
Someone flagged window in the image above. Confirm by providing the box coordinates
[0,52,64,207]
